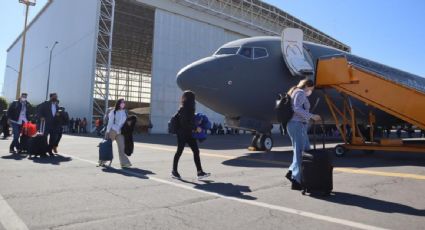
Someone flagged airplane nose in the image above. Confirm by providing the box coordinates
[176,65,196,91]
[176,57,216,91]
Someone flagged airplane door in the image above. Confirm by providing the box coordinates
[281,28,314,77]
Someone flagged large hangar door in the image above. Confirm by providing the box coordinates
[93,0,155,133]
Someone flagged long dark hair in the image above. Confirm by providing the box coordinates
[180,91,195,114]
[114,98,125,111]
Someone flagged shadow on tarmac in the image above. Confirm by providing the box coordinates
[179,179,257,200]
[222,150,425,169]
[324,192,425,216]
[1,153,27,161]
[101,167,155,179]
[30,154,72,165]
[1,153,72,165]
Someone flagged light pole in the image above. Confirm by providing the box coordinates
[45,41,58,100]
[16,0,36,100]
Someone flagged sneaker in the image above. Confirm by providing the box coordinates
[171,171,181,180]
[121,163,132,169]
[291,181,302,191]
[197,171,211,180]
[9,149,16,154]
[285,170,293,182]
[97,161,106,167]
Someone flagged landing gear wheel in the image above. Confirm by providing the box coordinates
[257,135,273,152]
[251,134,260,150]
[335,145,347,157]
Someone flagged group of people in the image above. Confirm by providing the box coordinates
[68,117,88,134]
[5,92,69,157]
[100,91,211,180]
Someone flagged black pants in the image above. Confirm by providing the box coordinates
[173,135,202,172]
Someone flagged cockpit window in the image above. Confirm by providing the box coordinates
[215,47,239,55]
[254,48,268,59]
[238,47,253,59]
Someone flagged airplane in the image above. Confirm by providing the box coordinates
[176,28,425,152]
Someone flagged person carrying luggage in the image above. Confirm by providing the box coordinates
[171,91,210,180]
[37,93,60,157]
[286,79,321,190]
[7,93,31,154]
[104,99,132,168]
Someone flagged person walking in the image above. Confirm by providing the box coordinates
[171,90,210,180]
[37,93,60,157]
[7,93,31,153]
[1,111,10,139]
[53,105,69,153]
[104,99,132,168]
[285,79,321,190]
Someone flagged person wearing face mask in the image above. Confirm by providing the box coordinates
[7,93,32,154]
[285,79,321,190]
[38,93,60,157]
[104,98,132,168]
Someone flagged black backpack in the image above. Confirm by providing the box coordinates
[275,93,294,125]
[168,112,180,134]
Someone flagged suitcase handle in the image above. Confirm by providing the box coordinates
[38,120,46,135]
[312,119,326,150]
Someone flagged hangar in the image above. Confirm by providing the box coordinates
[2,0,349,133]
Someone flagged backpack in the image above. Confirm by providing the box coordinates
[275,93,294,125]
[168,112,180,134]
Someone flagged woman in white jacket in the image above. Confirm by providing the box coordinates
[105,99,132,168]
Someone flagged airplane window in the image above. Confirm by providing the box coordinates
[215,47,239,55]
[254,48,268,59]
[239,47,253,59]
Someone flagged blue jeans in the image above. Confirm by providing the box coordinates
[287,121,311,183]
[10,123,22,151]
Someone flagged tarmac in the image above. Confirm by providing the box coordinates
[0,134,424,230]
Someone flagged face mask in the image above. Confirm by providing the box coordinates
[120,103,125,109]
[305,90,313,97]
[21,98,27,102]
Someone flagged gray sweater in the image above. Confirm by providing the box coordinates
[290,88,313,123]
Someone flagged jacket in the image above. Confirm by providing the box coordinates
[7,100,31,123]
[121,117,137,156]
[177,107,196,138]
[37,101,60,129]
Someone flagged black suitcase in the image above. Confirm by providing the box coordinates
[301,123,333,196]
[28,121,48,157]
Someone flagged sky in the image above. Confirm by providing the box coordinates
[1,0,424,94]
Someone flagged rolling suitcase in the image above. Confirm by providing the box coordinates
[28,121,49,157]
[20,122,37,153]
[98,139,113,166]
[301,122,333,196]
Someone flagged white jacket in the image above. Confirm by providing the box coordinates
[106,110,127,134]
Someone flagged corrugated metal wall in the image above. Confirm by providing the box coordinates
[150,9,244,133]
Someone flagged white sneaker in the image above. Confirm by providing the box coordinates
[121,163,132,169]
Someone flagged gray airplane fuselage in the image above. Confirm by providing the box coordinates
[176,36,396,133]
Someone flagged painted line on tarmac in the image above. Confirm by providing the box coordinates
[62,153,389,230]
[136,143,425,180]
[0,194,29,230]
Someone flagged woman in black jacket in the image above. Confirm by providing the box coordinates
[172,91,210,180]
